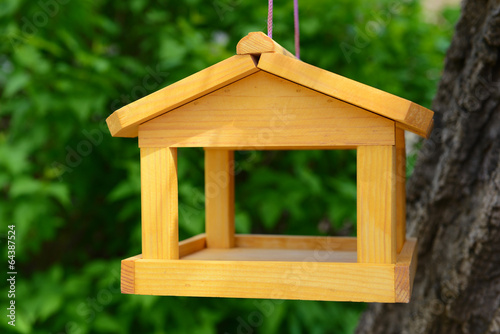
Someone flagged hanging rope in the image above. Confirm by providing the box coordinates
[267,0,273,39]
[294,0,300,59]
[267,0,300,59]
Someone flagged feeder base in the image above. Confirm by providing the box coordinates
[121,234,417,303]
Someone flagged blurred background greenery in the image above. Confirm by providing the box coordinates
[0,0,459,333]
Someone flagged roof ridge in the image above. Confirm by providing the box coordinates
[236,32,296,59]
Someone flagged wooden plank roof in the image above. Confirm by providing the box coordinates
[107,32,434,139]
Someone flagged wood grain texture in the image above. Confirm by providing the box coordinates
[140,147,178,259]
[395,238,418,303]
[139,71,395,148]
[257,53,434,138]
[357,145,397,264]
[205,150,235,248]
[133,259,396,302]
[396,127,406,253]
[179,234,206,258]
[236,31,296,58]
[235,234,357,251]
[106,55,259,137]
[121,254,141,294]
[121,235,418,302]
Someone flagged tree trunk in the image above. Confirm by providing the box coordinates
[356,1,500,334]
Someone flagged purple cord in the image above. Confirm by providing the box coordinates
[267,0,273,38]
[294,0,300,59]
[267,0,300,59]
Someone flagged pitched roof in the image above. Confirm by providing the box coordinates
[107,32,434,138]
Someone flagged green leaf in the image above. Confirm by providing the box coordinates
[9,177,42,197]
[259,195,282,229]
[235,211,251,233]
[3,71,29,97]
[44,182,70,206]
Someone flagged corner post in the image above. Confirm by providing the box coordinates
[205,149,235,248]
[395,128,406,253]
[140,147,179,259]
[357,145,397,264]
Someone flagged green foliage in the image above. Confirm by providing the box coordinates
[0,0,458,333]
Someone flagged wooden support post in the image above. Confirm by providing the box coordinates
[357,145,397,264]
[205,149,235,248]
[395,128,406,253]
[140,147,178,259]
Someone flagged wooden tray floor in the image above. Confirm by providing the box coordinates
[182,247,357,263]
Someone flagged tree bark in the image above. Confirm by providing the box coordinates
[356,1,500,333]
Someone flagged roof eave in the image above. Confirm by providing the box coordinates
[106,54,259,138]
[256,52,434,138]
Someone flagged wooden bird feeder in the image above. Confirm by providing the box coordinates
[106,32,434,303]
